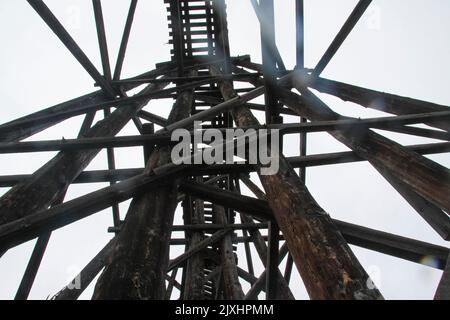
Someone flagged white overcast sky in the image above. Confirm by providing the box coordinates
[0,0,449,300]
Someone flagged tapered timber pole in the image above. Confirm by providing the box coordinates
[92,78,195,300]
[210,67,383,300]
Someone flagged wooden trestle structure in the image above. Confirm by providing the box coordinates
[1,0,449,300]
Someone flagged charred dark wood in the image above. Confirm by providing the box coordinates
[245,244,289,300]
[435,255,450,300]
[278,86,450,237]
[0,79,169,228]
[214,205,244,300]
[0,67,170,143]
[211,67,383,300]
[183,191,206,300]
[53,238,116,300]
[164,268,180,300]
[183,180,449,269]
[168,229,232,272]
[294,71,450,132]
[92,82,195,300]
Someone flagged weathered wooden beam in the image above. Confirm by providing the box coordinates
[0,140,448,188]
[0,91,107,143]
[0,67,170,143]
[278,86,450,239]
[235,178,295,300]
[113,0,138,81]
[1,113,449,154]
[92,0,112,82]
[234,57,450,131]
[266,221,280,300]
[208,174,450,269]
[14,232,51,300]
[255,0,279,124]
[295,0,305,70]
[214,205,244,300]
[311,0,372,77]
[180,181,272,221]
[171,223,269,232]
[435,255,450,300]
[293,71,450,132]
[245,244,289,300]
[0,79,168,228]
[211,66,383,299]
[182,190,206,300]
[0,166,186,252]
[167,229,232,272]
[52,238,116,300]
[164,268,179,300]
[250,0,286,71]
[27,0,116,98]
[92,79,196,300]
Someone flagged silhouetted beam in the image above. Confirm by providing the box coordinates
[113,0,138,81]
[278,86,450,239]
[167,229,232,272]
[0,79,169,228]
[138,110,168,126]
[266,221,280,300]
[294,71,450,132]
[435,255,450,300]
[0,165,187,252]
[237,181,295,300]
[2,112,448,154]
[245,244,289,300]
[212,66,383,300]
[14,232,51,300]
[92,78,196,300]
[180,182,272,221]
[172,223,269,232]
[93,0,112,81]
[295,0,305,69]
[165,86,265,131]
[237,267,258,285]
[182,193,206,300]
[386,126,450,141]
[214,205,245,300]
[0,67,170,143]
[255,0,279,123]
[0,141,448,188]
[52,238,116,300]
[27,0,116,98]
[235,57,450,132]
[0,91,107,143]
[179,182,450,270]
[165,268,179,300]
[236,176,294,300]
[110,73,261,86]
[250,0,286,71]
[311,0,372,77]
[0,75,221,136]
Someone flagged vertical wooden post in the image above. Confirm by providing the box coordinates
[92,80,195,300]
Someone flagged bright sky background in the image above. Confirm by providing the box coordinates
[0,0,449,300]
